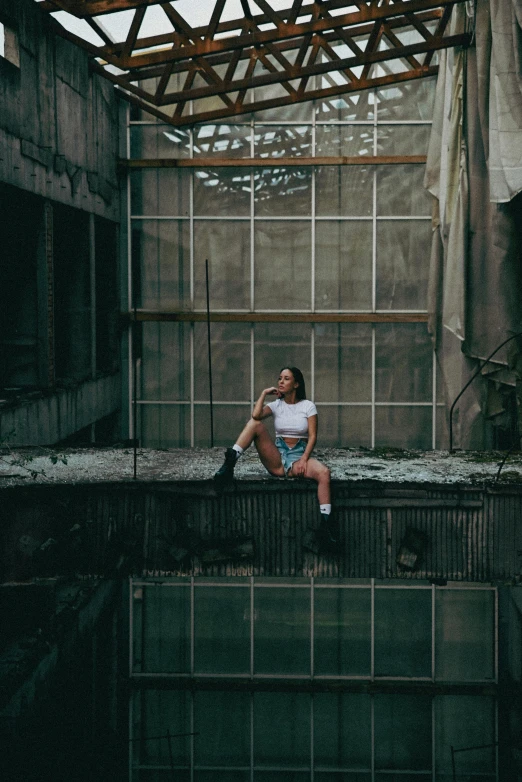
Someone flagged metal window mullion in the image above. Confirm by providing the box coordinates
[129,577,134,678]
[371,577,375,680]
[250,326,255,409]
[432,336,437,449]
[371,694,375,782]
[310,691,314,782]
[250,576,255,677]
[190,691,195,782]
[371,325,376,449]
[310,577,314,678]
[432,696,436,782]
[250,691,254,782]
[311,325,315,402]
[431,584,436,681]
[190,323,195,447]
[495,587,499,682]
[190,576,195,675]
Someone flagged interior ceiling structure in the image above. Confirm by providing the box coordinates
[37,0,471,126]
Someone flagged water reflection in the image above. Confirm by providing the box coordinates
[130,579,498,781]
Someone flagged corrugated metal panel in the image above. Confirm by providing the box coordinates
[2,482,522,581]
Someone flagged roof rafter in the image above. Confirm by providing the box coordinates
[37,0,471,127]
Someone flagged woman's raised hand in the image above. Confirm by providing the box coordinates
[264,386,281,397]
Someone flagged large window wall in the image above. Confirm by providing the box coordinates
[127,79,444,449]
[129,578,498,782]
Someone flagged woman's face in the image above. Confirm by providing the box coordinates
[278,368,298,396]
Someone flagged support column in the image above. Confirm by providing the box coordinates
[37,200,55,389]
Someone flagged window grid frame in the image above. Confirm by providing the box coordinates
[128,577,499,782]
[127,90,437,449]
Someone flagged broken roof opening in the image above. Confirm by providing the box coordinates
[35,0,472,126]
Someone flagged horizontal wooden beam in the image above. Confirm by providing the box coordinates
[38,0,166,16]
[156,34,467,105]
[119,0,463,69]
[121,155,427,169]
[117,66,439,127]
[104,8,443,64]
[125,312,429,324]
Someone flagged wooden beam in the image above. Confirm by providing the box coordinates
[115,65,440,127]
[120,155,427,169]
[156,33,468,105]
[125,312,430,323]
[117,0,465,69]
[38,0,166,16]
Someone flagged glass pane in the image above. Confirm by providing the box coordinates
[194,586,250,673]
[376,220,432,310]
[196,774,249,782]
[255,100,313,122]
[194,323,251,402]
[435,404,449,450]
[194,168,251,216]
[434,695,496,774]
[316,775,372,781]
[375,323,432,402]
[253,692,310,766]
[435,590,495,681]
[193,124,252,158]
[131,690,191,765]
[315,166,373,217]
[316,90,374,122]
[254,168,312,216]
[131,169,190,216]
[314,324,372,403]
[314,693,371,768]
[376,124,432,155]
[314,588,371,676]
[254,324,311,394]
[132,220,190,310]
[374,589,432,677]
[254,125,312,158]
[138,404,191,448]
[374,695,432,771]
[375,776,431,782]
[376,165,431,216]
[315,405,371,448]
[194,404,251,448]
[132,584,190,673]
[254,221,311,309]
[377,77,436,121]
[315,221,372,309]
[315,126,374,157]
[130,125,191,158]
[140,322,190,401]
[194,220,250,310]
[194,691,250,765]
[254,587,310,674]
[374,406,433,449]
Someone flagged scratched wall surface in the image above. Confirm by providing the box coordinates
[2,480,522,582]
[0,0,119,220]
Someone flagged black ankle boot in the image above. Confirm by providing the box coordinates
[320,513,338,545]
[214,447,237,488]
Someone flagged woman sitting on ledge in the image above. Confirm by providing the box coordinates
[214,366,337,545]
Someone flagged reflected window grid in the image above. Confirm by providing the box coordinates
[129,579,498,782]
[127,91,435,449]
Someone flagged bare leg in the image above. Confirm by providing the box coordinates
[289,457,330,504]
[235,418,285,476]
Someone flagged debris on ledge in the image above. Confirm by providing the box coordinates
[0,446,521,487]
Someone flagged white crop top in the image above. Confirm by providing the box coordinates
[266,398,318,439]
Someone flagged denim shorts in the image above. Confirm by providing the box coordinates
[275,437,307,474]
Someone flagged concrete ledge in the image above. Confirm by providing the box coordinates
[0,373,120,446]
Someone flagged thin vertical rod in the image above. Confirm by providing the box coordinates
[205,259,214,447]
[166,729,176,782]
[132,237,138,480]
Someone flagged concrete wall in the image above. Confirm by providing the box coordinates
[0,373,121,445]
[0,0,119,221]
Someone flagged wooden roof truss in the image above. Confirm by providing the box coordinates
[39,0,471,126]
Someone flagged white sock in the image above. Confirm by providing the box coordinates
[232,444,244,458]
[320,504,331,516]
